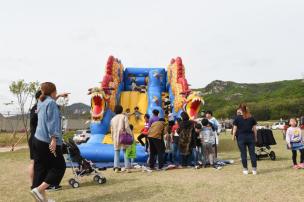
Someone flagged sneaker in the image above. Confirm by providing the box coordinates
[113,167,121,173]
[212,165,222,170]
[142,167,153,173]
[46,185,62,192]
[293,165,300,169]
[298,163,304,169]
[243,169,249,175]
[48,199,56,202]
[252,170,257,175]
[30,188,45,202]
[134,165,141,169]
[194,165,201,169]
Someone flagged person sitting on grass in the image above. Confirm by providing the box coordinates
[200,119,216,168]
[137,114,150,152]
[286,118,304,169]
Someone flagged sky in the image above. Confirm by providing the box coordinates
[0,0,303,113]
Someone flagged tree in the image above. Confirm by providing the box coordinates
[9,80,39,144]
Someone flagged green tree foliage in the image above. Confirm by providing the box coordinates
[198,79,304,120]
[9,80,39,140]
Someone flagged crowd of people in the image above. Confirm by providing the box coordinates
[28,81,304,202]
[110,104,226,172]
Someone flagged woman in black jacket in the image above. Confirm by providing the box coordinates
[233,104,258,175]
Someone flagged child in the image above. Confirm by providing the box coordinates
[200,118,216,168]
[164,121,174,164]
[285,118,304,169]
[131,78,142,92]
[124,108,131,118]
[137,114,150,152]
[132,106,143,121]
[126,124,136,169]
[193,123,203,168]
[172,119,180,165]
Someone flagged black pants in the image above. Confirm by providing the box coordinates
[148,137,165,169]
[137,133,149,152]
[180,154,191,167]
[32,138,66,189]
[237,135,257,169]
[292,149,304,165]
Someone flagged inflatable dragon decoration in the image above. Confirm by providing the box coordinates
[167,57,204,119]
[88,55,123,121]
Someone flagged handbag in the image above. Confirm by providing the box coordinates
[118,116,133,145]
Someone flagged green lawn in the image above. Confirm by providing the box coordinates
[1,130,304,202]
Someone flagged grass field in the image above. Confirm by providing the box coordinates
[1,130,304,202]
[0,132,28,147]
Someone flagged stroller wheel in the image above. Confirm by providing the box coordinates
[72,181,80,188]
[98,177,106,184]
[269,151,276,160]
[68,178,75,185]
[93,175,100,182]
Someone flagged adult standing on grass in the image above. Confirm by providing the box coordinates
[178,112,194,167]
[29,90,42,186]
[147,118,166,170]
[232,104,258,175]
[110,105,132,173]
[31,82,66,202]
[29,90,69,191]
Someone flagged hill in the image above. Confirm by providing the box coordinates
[63,103,90,118]
[196,79,304,120]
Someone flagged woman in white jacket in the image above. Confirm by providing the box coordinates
[110,105,132,172]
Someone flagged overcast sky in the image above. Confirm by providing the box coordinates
[1,0,303,112]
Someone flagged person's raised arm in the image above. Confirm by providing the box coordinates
[56,92,70,100]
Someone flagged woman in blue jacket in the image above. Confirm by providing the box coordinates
[31,82,66,202]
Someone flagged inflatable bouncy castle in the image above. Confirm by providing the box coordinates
[79,56,203,164]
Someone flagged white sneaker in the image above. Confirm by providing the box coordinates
[243,170,249,175]
[30,188,44,202]
[252,170,257,175]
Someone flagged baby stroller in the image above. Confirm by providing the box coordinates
[255,129,277,161]
[63,138,106,188]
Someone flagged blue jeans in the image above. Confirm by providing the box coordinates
[237,135,257,169]
[114,149,130,168]
[192,147,202,165]
[172,143,180,165]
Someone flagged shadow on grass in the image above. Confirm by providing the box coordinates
[64,185,161,202]
[62,176,139,190]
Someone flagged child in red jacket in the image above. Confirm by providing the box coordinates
[137,114,150,152]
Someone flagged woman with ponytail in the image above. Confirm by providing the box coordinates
[232,104,258,175]
[30,82,66,202]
